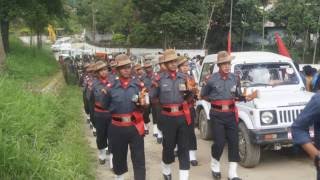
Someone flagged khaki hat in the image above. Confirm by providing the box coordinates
[143,60,152,68]
[95,61,107,72]
[163,49,178,63]
[87,64,96,72]
[134,64,142,71]
[83,62,90,68]
[115,54,131,67]
[217,51,234,64]
[158,55,165,64]
[177,56,188,67]
[109,60,117,67]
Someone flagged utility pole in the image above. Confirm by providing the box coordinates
[313,15,320,64]
[202,4,215,50]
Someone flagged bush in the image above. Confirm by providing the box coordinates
[0,38,94,179]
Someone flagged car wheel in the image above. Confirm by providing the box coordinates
[199,108,212,140]
[238,122,261,168]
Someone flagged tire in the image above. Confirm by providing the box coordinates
[238,122,261,168]
[198,108,212,140]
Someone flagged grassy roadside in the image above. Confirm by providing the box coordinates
[0,38,94,179]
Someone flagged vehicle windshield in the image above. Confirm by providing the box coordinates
[234,62,300,87]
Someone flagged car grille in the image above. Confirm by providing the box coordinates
[277,108,304,124]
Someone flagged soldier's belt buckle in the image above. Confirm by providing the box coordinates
[171,107,179,112]
[222,105,229,111]
[121,117,131,122]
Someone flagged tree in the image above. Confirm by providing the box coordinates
[22,0,64,49]
[0,30,5,69]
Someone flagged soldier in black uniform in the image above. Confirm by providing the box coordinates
[177,56,198,166]
[106,54,147,180]
[201,51,255,180]
[152,49,192,180]
[92,61,113,164]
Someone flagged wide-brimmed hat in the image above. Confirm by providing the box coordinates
[83,62,90,68]
[134,64,142,71]
[95,61,107,72]
[115,54,131,67]
[87,63,96,72]
[143,60,153,68]
[217,51,235,64]
[163,49,178,63]
[177,56,188,67]
[109,60,117,68]
[158,55,165,64]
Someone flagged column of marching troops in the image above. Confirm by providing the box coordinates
[80,49,256,180]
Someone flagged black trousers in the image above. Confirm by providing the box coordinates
[209,110,240,162]
[143,105,151,124]
[83,91,90,115]
[94,111,111,150]
[109,124,146,180]
[161,114,190,170]
[151,103,159,125]
[152,104,162,130]
[188,107,197,150]
[88,97,95,128]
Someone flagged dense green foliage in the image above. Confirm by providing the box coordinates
[0,38,94,179]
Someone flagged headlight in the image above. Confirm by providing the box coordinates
[260,111,277,125]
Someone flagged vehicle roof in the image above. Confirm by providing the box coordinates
[203,51,293,65]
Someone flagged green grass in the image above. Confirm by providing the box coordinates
[0,38,94,179]
[4,37,59,82]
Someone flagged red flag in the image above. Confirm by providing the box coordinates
[227,32,232,54]
[275,32,291,58]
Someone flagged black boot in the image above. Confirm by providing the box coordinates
[99,159,106,165]
[212,171,221,179]
[163,174,172,180]
[190,160,198,166]
[228,178,242,180]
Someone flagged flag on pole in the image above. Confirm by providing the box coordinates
[275,32,291,58]
[227,31,232,54]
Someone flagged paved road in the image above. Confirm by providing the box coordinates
[84,118,315,180]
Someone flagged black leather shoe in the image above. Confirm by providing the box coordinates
[86,118,90,124]
[228,177,242,180]
[89,124,93,129]
[99,159,106,165]
[153,133,158,137]
[190,160,198,166]
[93,131,96,137]
[157,137,163,144]
[145,129,149,135]
[212,171,221,179]
[163,174,172,180]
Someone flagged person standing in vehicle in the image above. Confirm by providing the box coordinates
[292,93,320,180]
[107,54,147,180]
[201,51,255,180]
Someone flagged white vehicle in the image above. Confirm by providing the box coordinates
[51,37,72,52]
[194,51,314,167]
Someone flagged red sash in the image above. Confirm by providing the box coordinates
[211,100,239,123]
[111,112,145,136]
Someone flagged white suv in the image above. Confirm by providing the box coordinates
[194,51,314,167]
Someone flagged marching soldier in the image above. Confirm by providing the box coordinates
[141,60,154,136]
[201,51,255,180]
[152,49,192,180]
[107,54,146,180]
[109,59,118,80]
[82,63,92,123]
[92,61,113,164]
[177,56,198,166]
[151,55,166,143]
[85,63,97,135]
